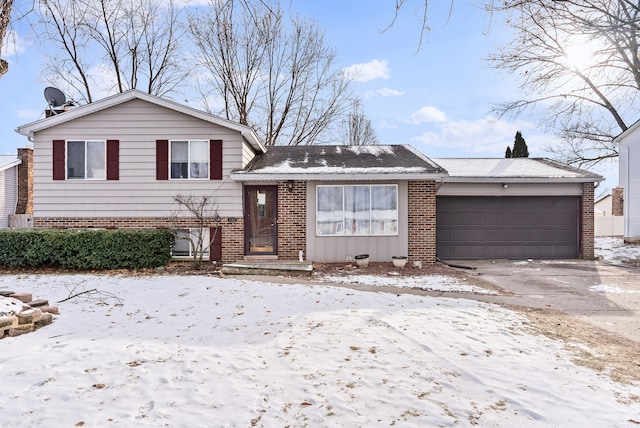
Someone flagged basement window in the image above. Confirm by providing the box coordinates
[172,228,210,258]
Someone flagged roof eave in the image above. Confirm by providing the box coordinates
[15,90,266,153]
[0,158,21,172]
[230,172,448,182]
[613,118,640,144]
[442,176,604,183]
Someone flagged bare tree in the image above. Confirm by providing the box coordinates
[0,0,15,77]
[341,99,379,146]
[487,0,640,167]
[172,194,220,269]
[36,0,187,103]
[189,0,351,146]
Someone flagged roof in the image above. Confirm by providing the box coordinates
[0,155,21,173]
[433,158,604,183]
[15,89,266,153]
[231,144,447,181]
[613,118,640,145]
[594,194,612,205]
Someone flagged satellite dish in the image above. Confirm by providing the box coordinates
[44,87,67,108]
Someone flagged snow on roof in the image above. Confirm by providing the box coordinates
[233,145,447,181]
[433,158,603,182]
[0,155,20,172]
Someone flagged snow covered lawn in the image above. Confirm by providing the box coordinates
[1,273,639,427]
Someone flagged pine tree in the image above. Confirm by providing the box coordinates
[511,131,529,157]
[505,146,512,158]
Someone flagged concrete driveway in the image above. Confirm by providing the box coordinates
[459,259,640,344]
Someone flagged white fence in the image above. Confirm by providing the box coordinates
[594,215,624,237]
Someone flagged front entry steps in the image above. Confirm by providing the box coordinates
[221,261,313,277]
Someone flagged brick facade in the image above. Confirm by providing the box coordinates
[407,180,437,264]
[16,147,33,215]
[612,187,624,216]
[276,180,307,260]
[581,182,595,260]
[33,216,244,263]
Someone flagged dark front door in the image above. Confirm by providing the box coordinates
[436,196,580,259]
[244,186,278,255]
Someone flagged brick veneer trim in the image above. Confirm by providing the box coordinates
[276,181,307,260]
[612,187,624,217]
[407,180,437,264]
[16,147,33,215]
[581,182,595,260]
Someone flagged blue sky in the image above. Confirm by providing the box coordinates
[0,0,618,190]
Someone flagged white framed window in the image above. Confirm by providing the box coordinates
[170,140,209,179]
[67,140,106,180]
[316,185,398,236]
[172,228,210,258]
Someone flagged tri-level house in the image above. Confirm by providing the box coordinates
[17,90,602,263]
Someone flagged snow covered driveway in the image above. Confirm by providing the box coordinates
[1,274,639,427]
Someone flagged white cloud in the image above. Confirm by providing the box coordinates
[408,105,447,124]
[378,119,398,129]
[160,0,209,7]
[411,116,550,156]
[16,109,43,120]
[1,31,31,57]
[364,87,405,98]
[343,59,390,82]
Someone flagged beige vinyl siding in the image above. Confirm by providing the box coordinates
[305,181,408,263]
[242,142,258,168]
[1,167,18,228]
[437,182,583,196]
[32,99,246,218]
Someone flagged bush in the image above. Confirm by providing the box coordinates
[0,229,174,270]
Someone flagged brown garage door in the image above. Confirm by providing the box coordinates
[436,196,580,259]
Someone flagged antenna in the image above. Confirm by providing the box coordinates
[44,87,77,116]
[44,87,66,108]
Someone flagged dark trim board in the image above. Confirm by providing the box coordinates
[436,196,580,259]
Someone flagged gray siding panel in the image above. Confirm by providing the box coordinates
[306,181,408,263]
[437,182,583,196]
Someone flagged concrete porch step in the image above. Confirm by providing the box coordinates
[221,261,313,277]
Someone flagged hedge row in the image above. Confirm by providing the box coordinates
[0,229,175,270]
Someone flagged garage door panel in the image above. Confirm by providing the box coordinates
[437,196,579,259]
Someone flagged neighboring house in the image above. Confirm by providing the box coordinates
[433,158,602,259]
[594,192,624,237]
[594,194,613,216]
[0,155,21,228]
[614,122,640,242]
[16,90,602,263]
[0,148,32,228]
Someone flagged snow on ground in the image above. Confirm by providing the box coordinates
[322,273,497,294]
[1,274,639,427]
[595,236,640,263]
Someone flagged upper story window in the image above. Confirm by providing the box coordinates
[67,140,106,180]
[317,184,398,236]
[170,140,209,179]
